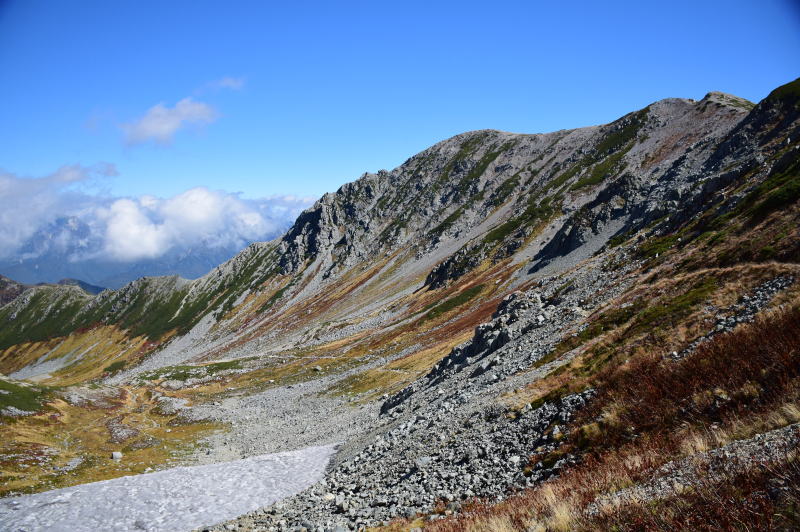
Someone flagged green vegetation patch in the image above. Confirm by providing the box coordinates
[428,138,520,239]
[454,140,517,197]
[630,277,717,334]
[141,360,243,382]
[543,108,648,195]
[638,233,681,258]
[436,133,491,186]
[537,302,645,369]
[0,380,52,414]
[378,216,409,244]
[117,286,193,341]
[215,247,280,316]
[545,161,584,193]
[766,77,800,109]
[0,290,89,350]
[104,361,126,374]
[488,173,521,207]
[595,108,649,155]
[429,207,465,238]
[483,197,555,247]
[748,169,800,223]
[421,284,485,323]
[703,146,800,234]
[0,256,259,349]
[259,276,298,313]
[606,229,634,249]
[570,150,627,191]
[539,277,717,376]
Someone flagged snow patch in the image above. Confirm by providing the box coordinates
[0,444,336,532]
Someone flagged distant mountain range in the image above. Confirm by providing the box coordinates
[0,216,288,289]
[51,278,106,295]
[0,275,103,307]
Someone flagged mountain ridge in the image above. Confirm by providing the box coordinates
[0,78,799,530]
[0,85,770,381]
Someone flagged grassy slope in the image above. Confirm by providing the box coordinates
[0,385,222,497]
[0,244,281,384]
[415,299,800,532]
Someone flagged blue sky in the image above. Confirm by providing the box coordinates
[1,0,799,200]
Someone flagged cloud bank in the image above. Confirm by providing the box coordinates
[122,98,218,145]
[97,188,306,261]
[0,167,314,263]
[0,164,117,256]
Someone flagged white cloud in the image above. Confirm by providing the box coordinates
[0,164,116,259]
[99,188,311,261]
[122,98,218,145]
[98,199,171,261]
[210,77,246,90]
[0,166,313,264]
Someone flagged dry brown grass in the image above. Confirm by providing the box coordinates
[587,456,800,531]
[679,429,711,456]
[0,325,148,386]
[425,442,800,532]
[464,515,517,532]
[580,304,800,451]
[507,263,800,415]
[335,330,474,398]
[403,296,800,532]
[0,387,223,496]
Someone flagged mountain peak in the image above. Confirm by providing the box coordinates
[699,90,755,110]
[54,278,106,295]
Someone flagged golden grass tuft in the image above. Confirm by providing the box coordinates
[679,430,711,456]
[465,515,517,532]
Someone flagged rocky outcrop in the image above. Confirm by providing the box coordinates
[0,275,27,306]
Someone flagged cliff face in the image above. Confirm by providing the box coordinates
[276,92,749,283]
